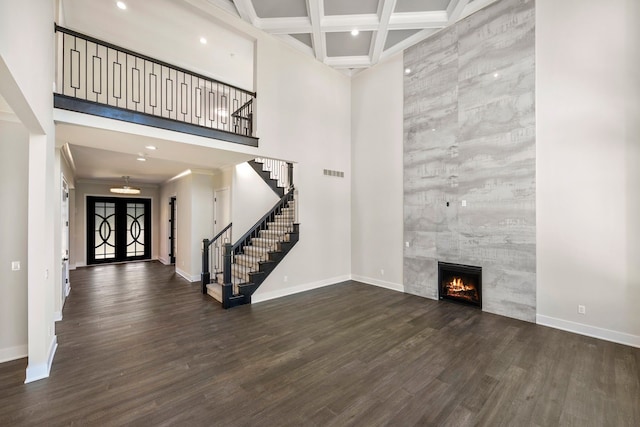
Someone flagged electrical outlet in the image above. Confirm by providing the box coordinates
[380,269,385,276]
[578,305,586,315]
[11,261,20,271]
[405,241,410,248]
[461,200,467,207]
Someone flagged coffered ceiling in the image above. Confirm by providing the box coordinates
[210,0,498,72]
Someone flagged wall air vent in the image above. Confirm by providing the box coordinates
[323,169,344,178]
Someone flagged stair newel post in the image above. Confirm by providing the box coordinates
[287,162,294,190]
[222,243,233,309]
[201,239,210,294]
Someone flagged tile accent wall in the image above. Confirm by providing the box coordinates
[403,0,536,322]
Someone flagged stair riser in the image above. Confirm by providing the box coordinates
[243,247,269,260]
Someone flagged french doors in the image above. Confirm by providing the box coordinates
[87,196,151,264]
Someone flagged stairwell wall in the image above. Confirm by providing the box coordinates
[248,31,352,302]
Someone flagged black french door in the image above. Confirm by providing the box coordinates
[87,196,151,265]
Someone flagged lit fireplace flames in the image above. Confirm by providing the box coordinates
[445,277,478,302]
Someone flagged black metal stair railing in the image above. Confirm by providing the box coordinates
[201,223,232,292]
[201,187,298,308]
[54,25,257,146]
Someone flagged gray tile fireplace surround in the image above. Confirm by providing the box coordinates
[403,0,536,322]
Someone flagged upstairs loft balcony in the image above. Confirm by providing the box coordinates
[54,25,257,147]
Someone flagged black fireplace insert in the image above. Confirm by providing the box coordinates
[438,262,482,308]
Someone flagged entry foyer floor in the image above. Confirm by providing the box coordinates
[1,261,639,426]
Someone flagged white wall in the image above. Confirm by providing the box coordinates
[536,0,640,346]
[0,121,29,363]
[1,0,57,382]
[189,172,215,279]
[351,54,404,292]
[231,163,280,242]
[248,32,352,302]
[74,181,160,267]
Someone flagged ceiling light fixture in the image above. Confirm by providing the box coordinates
[116,1,127,10]
[110,176,140,195]
[351,29,359,36]
[137,157,147,162]
[405,68,411,74]
[200,37,207,44]
[145,145,157,150]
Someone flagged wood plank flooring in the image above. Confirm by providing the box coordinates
[1,261,639,426]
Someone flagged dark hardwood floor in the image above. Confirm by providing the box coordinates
[1,261,639,426]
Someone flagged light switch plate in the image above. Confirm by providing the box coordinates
[11,261,20,271]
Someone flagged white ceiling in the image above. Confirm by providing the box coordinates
[215,0,498,72]
[57,123,254,185]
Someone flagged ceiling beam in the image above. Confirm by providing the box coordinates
[447,0,470,23]
[370,0,397,64]
[388,11,448,30]
[380,28,439,61]
[307,0,326,61]
[258,17,312,34]
[324,56,371,69]
[321,14,379,32]
[231,0,258,25]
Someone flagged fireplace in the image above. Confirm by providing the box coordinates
[438,262,482,308]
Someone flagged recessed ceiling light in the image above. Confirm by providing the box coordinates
[405,68,411,74]
[116,1,127,10]
[494,72,500,78]
[431,128,436,132]
[137,157,147,162]
[351,29,359,36]
[200,37,207,45]
[145,145,157,150]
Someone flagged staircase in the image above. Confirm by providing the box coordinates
[202,158,299,308]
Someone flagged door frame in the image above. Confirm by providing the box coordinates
[86,196,152,265]
[169,196,177,264]
[214,187,231,235]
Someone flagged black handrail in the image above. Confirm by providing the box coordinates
[231,99,253,119]
[207,222,233,249]
[55,25,255,96]
[231,188,295,254]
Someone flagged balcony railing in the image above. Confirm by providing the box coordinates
[54,25,257,147]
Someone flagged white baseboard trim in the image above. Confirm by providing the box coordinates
[536,314,640,349]
[76,262,86,268]
[54,311,63,322]
[252,275,351,304]
[157,257,170,265]
[69,264,76,271]
[65,283,71,297]
[175,267,199,283]
[351,275,404,293]
[25,335,58,383]
[0,344,28,363]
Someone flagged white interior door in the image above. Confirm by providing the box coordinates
[214,187,231,234]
